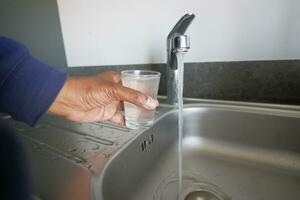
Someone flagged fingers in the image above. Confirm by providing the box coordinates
[114,85,159,110]
[95,71,158,110]
[110,112,125,125]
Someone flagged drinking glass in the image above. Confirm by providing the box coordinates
[121,70,160,129]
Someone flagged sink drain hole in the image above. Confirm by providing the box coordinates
[153,172,231,200]
[184,190,222,200]
[181,182,231,200]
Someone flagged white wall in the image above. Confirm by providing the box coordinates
[57,0,300,67]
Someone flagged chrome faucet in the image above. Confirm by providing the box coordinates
[166,13,195,104]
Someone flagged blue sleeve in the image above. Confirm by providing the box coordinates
[0,37,67,126]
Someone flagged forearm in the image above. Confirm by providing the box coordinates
[0,37,67,126]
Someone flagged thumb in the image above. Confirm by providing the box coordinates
[114,85,159,110]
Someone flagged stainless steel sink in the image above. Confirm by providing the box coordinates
[99,104,300,200]
[5,100,300,199]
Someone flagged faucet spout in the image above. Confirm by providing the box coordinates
[166,13,195,105]
[167,13,195,70]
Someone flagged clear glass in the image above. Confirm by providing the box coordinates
[121,70,161,129]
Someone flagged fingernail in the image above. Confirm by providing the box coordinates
[144,97,159,110]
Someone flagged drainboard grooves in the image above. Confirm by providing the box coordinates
[46,124,114,146]
[92,121,130,132]
[20,134,86,164]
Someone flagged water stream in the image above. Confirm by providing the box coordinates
[176,51,186,200]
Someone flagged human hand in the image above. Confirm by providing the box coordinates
[48,71,159,125]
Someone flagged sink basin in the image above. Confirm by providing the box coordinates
[99,104,300,200]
